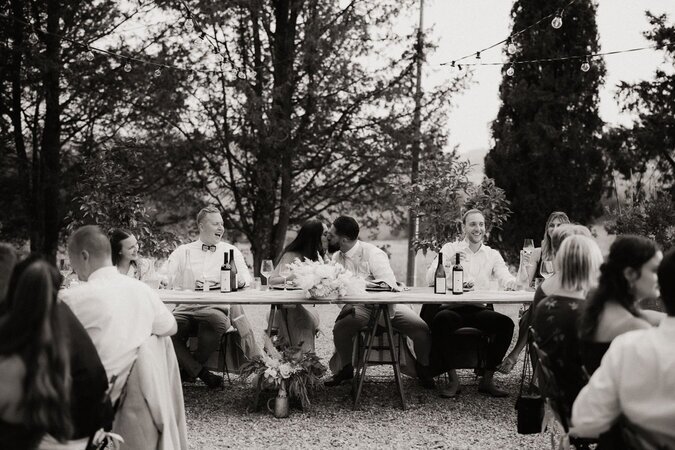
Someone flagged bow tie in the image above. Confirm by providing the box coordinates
[202,244,217,252]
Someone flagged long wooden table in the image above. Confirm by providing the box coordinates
[159,287,533,410]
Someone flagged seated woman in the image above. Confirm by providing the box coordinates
[578,235,664,375]
[532,235,603,418]
[266,219,326,352]
[0,257,111,449]
[110,229,156,281]
[498,222,590,373]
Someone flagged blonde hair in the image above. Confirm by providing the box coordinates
[541,212,570,260]
[556,235,603,292]
[551,224,592,256]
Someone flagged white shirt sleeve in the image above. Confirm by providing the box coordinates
[147,287,177,336]
[368,247,397,289]
[232,246,252,287]
[165,246,184,285]
[491,249,515,287]
[571,340,623,437]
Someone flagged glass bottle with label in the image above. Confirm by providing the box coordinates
[182,248,196,291]
[220,253,232,293]
[452,253,463,295]
[434,253,447,294]
[229,249,238,291]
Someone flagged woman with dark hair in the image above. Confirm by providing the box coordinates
[0,256,111,449]
[110,228,155,281]
[267,219,327,352]
[579,235,665,374]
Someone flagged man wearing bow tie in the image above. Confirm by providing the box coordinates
[324,216,435,389]
[166,206,259,388]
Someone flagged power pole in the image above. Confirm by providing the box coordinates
[406,0,424,287]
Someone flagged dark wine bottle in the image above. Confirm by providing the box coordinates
[434,253,446,294]
[452,252,464,295]
[229,249,238,291]
[220,253,231,293]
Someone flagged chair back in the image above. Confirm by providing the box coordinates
[529,328,571,431]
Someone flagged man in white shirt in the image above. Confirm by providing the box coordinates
[571,248,675,446]
[61,225,177,403]
[423,209,517,398]
[166,206,259,388]
[324,216,435,389]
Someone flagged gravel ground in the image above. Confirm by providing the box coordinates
[183,303,558,449]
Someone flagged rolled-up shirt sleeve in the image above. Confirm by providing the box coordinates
[571,343,622,437]
[368,249,398,289]
[232,246,252,287]
[491,250,515,287]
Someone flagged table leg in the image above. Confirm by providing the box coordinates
[383,305,407,410]
[353,306,381,410]
[266,304,278,336]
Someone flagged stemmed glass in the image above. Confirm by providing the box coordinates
[260,259,274,291]
[59,259,72,288]
[523,239,535,255]
[278,264,292,291]
[540,260,554,279]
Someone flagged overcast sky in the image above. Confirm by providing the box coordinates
[416,0,675,155]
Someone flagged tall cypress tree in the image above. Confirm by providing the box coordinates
[485,0,606,257]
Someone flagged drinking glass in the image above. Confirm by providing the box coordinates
[523,239,535,254]
[278,264,292,291]
[540,260,554,279]
[260,259,274,290]
[58,259,72,288]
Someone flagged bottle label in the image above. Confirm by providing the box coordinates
[452,271,463,294]
[434,277,446,294]
[221,271,231,292]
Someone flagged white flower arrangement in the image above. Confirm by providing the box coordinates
[287,257,366,299]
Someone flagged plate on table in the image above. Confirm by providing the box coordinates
[366,286,393,292]
[270,284,303,291]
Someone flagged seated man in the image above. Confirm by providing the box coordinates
[62,225,178,404]
[166,206,259,388]
[325,216,435,388]
[571,248,675,445]
[423,209,517,398]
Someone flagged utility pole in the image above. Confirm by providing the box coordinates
[406,0,424,287]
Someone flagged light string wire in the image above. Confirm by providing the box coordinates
[441,0,577,66]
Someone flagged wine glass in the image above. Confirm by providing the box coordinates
[58,259,72,288]
[540,260,554,279]
[278,264,292,291]
[523,239,535,254]
[260,259,274,290]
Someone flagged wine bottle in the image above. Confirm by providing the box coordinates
[229,249,238,291]
[220,253,232,293]
[452,252,463,295]
[434,253,446,294]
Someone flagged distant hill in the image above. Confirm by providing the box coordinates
[461,147,488,184]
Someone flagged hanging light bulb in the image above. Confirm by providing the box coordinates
[580,59,591,72]
[506,66,515,77]
[450,61,456,68]
[551,14,563,29]
[507,41,517,55]
[187,71,195,82]
[28,32,39,45]
[85,49,95,61]
[153,68,162,77]
[185,19,194,32]
[475,51,481,60]
[123,62,132,73]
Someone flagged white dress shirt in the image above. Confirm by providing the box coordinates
[166,240,252,288]
[332,240,398,289]
[425,239,515,289]
[571,316,675,439]
[60,266,176,402]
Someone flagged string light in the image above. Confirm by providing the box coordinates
[551,12,563,29]
[506,39,517,55]
[153,68,161,77]
[28,32,39,45]
[580,58,590,72]
[475,51,481,60]
[506,66,515,76]
[123,62,132,72]
[85,48,95,61]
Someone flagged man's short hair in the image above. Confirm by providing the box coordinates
[333,216,359,241]
[462,209,484,224]
[197,206,221,225]
[658,248,675,316]
[68,225,111,258]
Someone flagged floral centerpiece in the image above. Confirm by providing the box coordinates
[240,336,326,409]
[288,257,366,300]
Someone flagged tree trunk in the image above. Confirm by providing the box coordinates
[39,0,62,262]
